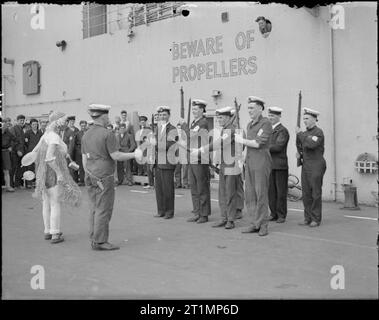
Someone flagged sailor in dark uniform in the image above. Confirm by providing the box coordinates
[82,104,141,250]
[296,107,326,227]
[69,120,87,185]
[62,116,79,180]
[267,107,290,223]
[235,96,273,236]
[187,99,211,224]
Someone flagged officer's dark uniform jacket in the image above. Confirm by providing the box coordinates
[269,123,289,170]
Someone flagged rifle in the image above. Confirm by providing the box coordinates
[233,97,241,129]
[234,97,244,178]
[180,87,184,119]
[296,91,303,167]
[187,98,191,125]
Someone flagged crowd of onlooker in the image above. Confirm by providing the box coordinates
[1,109,191,192]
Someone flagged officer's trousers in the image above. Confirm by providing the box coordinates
[268,169,288,219]
[218,170,240,222]
[155,167,175,217]
[174,164,189,187]
[87,175,115,244]
[244,162,271,228]
[188,164,211,217]
[301,160,326,224]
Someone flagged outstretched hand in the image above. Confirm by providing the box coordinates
[134,148,143,161]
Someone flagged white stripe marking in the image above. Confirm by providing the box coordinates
[288,208,303,212]
[211,199,218,202]
[271,231,376,250]
[130,190,149,194]
[344,215,377,221]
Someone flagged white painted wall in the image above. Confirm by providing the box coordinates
[2,3,377,204]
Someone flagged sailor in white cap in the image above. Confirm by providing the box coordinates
[235,95,273,236]
[247,96,265,108]
[192,106,242,229]
[187,98,211,223]
[152,105,178,219]
[81,103,142,251]
[296,107,326,227]
[267,107,289,223]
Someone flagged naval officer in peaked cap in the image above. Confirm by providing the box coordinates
[267,107,290,223]
[235,96,273,236]
[187,99,211,224]
[82,103,142,250]
[296,107,326,227]
[152,106,178,219]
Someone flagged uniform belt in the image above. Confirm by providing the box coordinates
[86,168,113,182]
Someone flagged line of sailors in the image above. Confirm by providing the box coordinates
[81,98,326,250]
[150,97,326,237]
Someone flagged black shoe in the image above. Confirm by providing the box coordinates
[164,214,174,219]
[235,209,243,219]
[298,221,311,226]
[242,225,260,233]
[225,221,235,229]
[276,218,286,223]
[269,216,277,221]
[154,214,165,218]
[51,233,64,244]
[187,215,200,222]
[197,216,208,223]
[92,242,120,251]
[309,221,320,227]
[212,220,227,228]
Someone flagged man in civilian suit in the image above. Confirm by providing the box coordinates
[267,107,290,223]
[152,106,177,219]
[10,114,26,188]
[69,120,88,185]
[116,122,136,185]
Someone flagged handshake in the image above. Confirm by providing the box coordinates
[134,148,143,162]
[190,147,204,157]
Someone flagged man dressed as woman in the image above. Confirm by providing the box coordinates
[31,111,81,244]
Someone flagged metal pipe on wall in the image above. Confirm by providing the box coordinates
[330,6,338,202]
